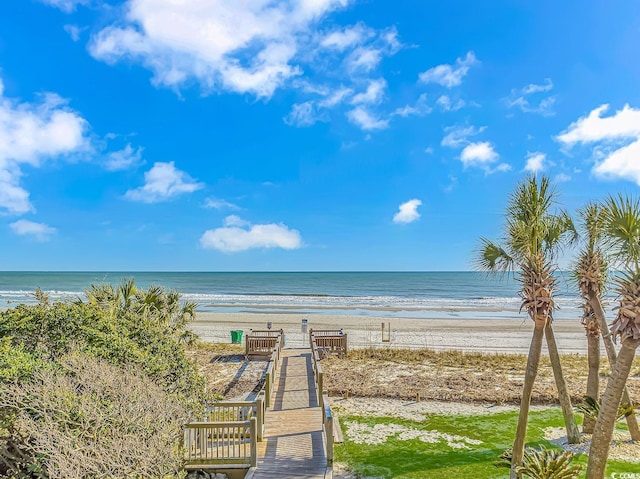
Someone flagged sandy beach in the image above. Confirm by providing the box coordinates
[191,312,588,355]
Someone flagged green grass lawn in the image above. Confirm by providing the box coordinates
[335,409,640,478]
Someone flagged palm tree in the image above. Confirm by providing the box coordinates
[574,204,640,439]
[84,280,198,342]
[477,176,580,479]
[574,203,606,434]
[587,195,640,479]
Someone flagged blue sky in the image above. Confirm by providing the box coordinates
[1,0,640,271]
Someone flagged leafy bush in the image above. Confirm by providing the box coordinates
[0,338,38,383]
[496,446,582,479]
[0,281,208,478]
[0,283,205,402]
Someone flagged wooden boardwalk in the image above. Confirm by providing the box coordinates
[253,349,328,479]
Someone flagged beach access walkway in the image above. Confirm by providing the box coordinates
[184,330,342,478]
[250,348,329,479]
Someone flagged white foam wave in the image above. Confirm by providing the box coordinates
[0,290,583,314]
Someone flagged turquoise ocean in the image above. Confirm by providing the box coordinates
[0,271,591,321]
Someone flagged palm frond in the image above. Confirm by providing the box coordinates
[516,446,582,479]
[575,395,635,422]
[495,446,582,479]
[475,238,514,273]
[602,194,640,271]
[117,278,137,309]
[578,202,606,251]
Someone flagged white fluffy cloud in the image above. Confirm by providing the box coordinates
[125,161,203,202]
[344,27,401,74]
[86,1,406,133]
[436,95,465,112]
[283,101,319,127]
[9,219,57,241]
[418,52,477,88]
[506,78,555,115]
[558,104,640,185]
[89,0,352,99]
[524,152,546,173]
[64,24,87,42]
[592,139,640,184]
[105,144,143,171]
[393,199,422,224]
[351,79,386,105]
[392,94,431,118]
[318,87,353,108]
[460,142,510,174]
[346,107,389,130]
[200,216,302,252]
[460,142,498,165]
[321,23,373,51]
[204,198,241,211]
[441,125,485,148]
[557,104,640,145]
[440,124,509,173]
[0,79,89,214]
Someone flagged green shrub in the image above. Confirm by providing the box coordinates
[496,446,582,479]
[0,283,205,403]
[0,338,38,382]
[0,281,208,478]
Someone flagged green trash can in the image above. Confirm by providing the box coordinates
[231,330,243,344]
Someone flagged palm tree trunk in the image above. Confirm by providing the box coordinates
[544,322,581,443]
[511,318,546,479]
[583,330,599,434]
[586,338,640,479]
[588,293,640,440]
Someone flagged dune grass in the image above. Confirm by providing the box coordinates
[325,348,640,404]
[335,409,639,478]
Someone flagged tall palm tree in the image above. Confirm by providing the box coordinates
[574,204,640,439]
[574,203,606,434]
[587,195,640,479]
[477,176,580,479]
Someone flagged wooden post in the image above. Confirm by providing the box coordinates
[265,367,272,408]
[318,369,324,409]
[324,395,334,465]
[250,417,257,467]
[381,322,391,342]
[256,396,264,441]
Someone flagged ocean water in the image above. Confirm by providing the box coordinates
[0,271,588,320]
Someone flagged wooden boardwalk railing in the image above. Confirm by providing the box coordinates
[183,418,257,469]
[183,331,283,474]
[309,329,348,357]
[203,398,265,441]
[246,329,285,357]
[184,329,344,477]
[310,333,338,466]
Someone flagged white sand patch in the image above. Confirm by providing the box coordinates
[344,420,482,449]
[331,397,551,420]
[545,427,640,463]
[369,364,427,383]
